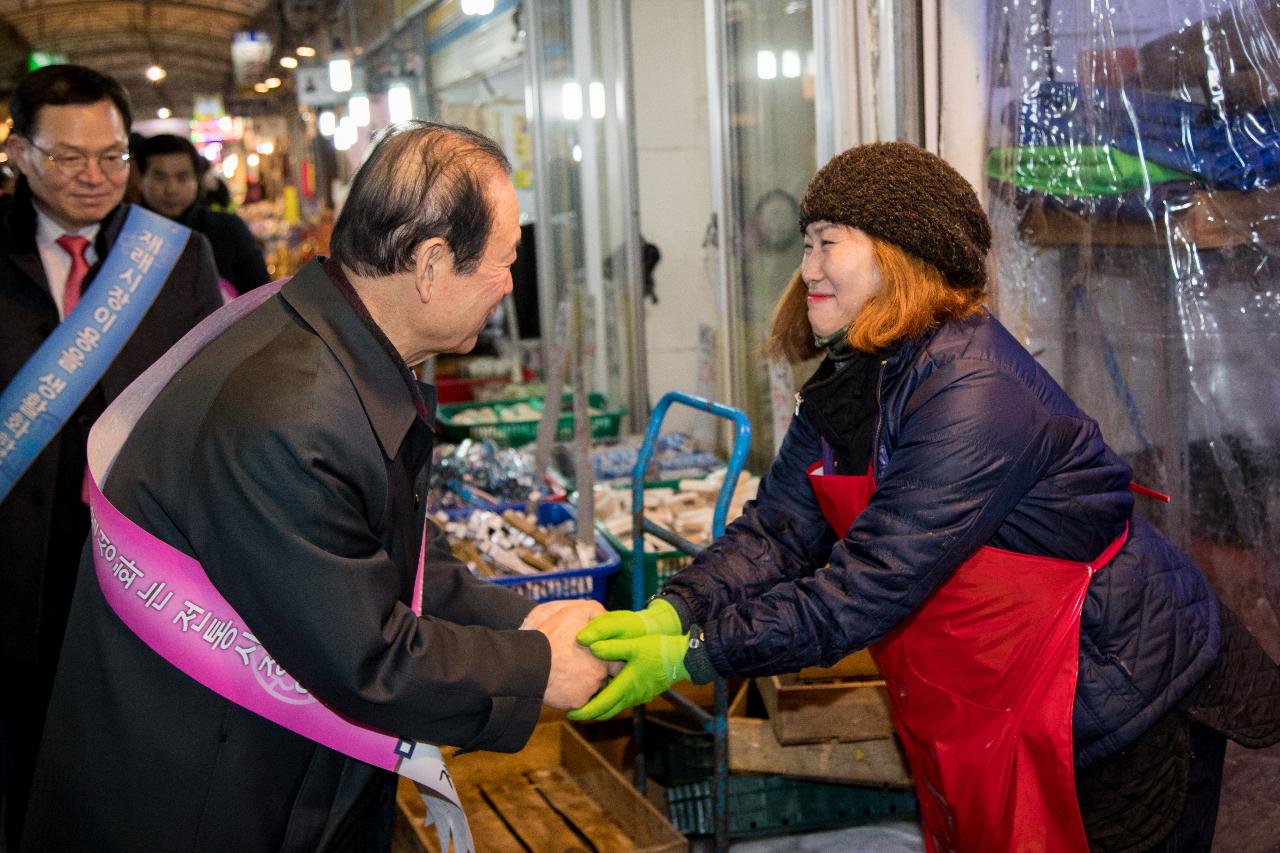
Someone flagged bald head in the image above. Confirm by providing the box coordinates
[330,121,512,279]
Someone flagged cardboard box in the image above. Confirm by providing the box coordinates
[393,722,686,853]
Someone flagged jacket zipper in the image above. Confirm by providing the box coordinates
[870,360,887,479]
[794,391,803,416]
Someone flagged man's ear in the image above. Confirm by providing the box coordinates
[5,135,28,176]
[413,238,448,303]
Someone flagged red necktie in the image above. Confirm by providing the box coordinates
[55,234,92,316]
[56,234,95,504]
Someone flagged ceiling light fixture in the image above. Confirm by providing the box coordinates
[254,82,270,93]
[387,83,414,123]
[295,45,316,57]
[334,116,357,151]
[146,65,166,82]
[329,58,352,93]
[279,56,298,69]
[265,77,282,89]
[157,107,172,119]
[348,94,370,127]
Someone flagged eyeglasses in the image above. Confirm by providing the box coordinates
[24,138,131,178]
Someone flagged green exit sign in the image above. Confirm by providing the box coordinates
[28,51,70,71]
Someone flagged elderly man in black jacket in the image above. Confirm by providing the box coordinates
[137,133,272,294]
[0,64,222,850]
[23,121,607,853]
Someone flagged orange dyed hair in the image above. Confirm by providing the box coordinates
[764,236,985,363]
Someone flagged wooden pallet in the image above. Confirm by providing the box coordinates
[393,722,685,853]
[728,682,911,788]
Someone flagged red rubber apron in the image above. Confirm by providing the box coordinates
[808,452,1127,853]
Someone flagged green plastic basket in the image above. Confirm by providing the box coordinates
[435,393,625,446]
[595,478,696,609]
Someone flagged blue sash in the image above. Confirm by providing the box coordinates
[0,206,189,502]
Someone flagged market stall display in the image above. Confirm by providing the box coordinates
[238,198,330,279]
[428,439,566,510]
[589,470,759,609]
[436,502,619,603]
[436,393,626,446]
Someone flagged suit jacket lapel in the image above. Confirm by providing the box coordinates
[2,186,53,301]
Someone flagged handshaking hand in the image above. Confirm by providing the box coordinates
[527,599,611,709]
[566,599,691,721]
[567,632,691,721]
[574,597,683,645]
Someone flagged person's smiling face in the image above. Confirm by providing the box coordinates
[800,222,883,338]
[8,99,129,231]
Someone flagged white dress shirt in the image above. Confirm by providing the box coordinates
[34,205,100,320]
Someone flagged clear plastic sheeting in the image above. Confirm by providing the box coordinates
[985,3,1279,844]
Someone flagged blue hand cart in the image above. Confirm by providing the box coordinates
[628,391,751,853]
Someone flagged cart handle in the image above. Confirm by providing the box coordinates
[630,391,751,610]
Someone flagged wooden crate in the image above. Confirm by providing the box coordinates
[757,670,896,745]
[393,722,686,853]
[794,648,880,682]
[728,682,912,788]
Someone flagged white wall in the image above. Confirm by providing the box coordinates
[630,0,716,435]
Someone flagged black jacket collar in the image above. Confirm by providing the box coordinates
[278,258,435,462]
[1,180,129,302]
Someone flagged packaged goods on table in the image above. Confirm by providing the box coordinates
[589,432,725,483]
[438,508,597,577]
[592,468,760,553]
[436,393,625,446]
[428,438,565,509]
[592,469,760,608]
[436,503,621,603]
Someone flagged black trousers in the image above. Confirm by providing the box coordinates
[1145,723,1227,852]
[1078,714,1227,853]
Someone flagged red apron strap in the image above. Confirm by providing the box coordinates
[1090,522,1130,571]
[1129,481,1170,503]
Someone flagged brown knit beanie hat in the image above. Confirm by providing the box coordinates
[799,141,991,289]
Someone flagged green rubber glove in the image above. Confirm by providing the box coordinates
[567,633,691,721]
[574,597,682,646]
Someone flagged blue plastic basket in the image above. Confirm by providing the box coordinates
[444,502,620,603]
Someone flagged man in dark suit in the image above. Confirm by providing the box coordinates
[23,122,607,852]
[137,133,272,294]
[0,65,222,849]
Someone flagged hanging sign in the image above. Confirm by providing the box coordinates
[296,67,336,106]
[231,31,273,87]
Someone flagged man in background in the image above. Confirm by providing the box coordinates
[137,133,271,294]
[0,64,222,849]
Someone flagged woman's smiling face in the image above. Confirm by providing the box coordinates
[800,222,883,338]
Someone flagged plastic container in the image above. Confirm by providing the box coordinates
[436,393,626,446]
[664,774,919,839]
[434,366,537,404]
[594,479,696,609]
[445,502,620,603]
